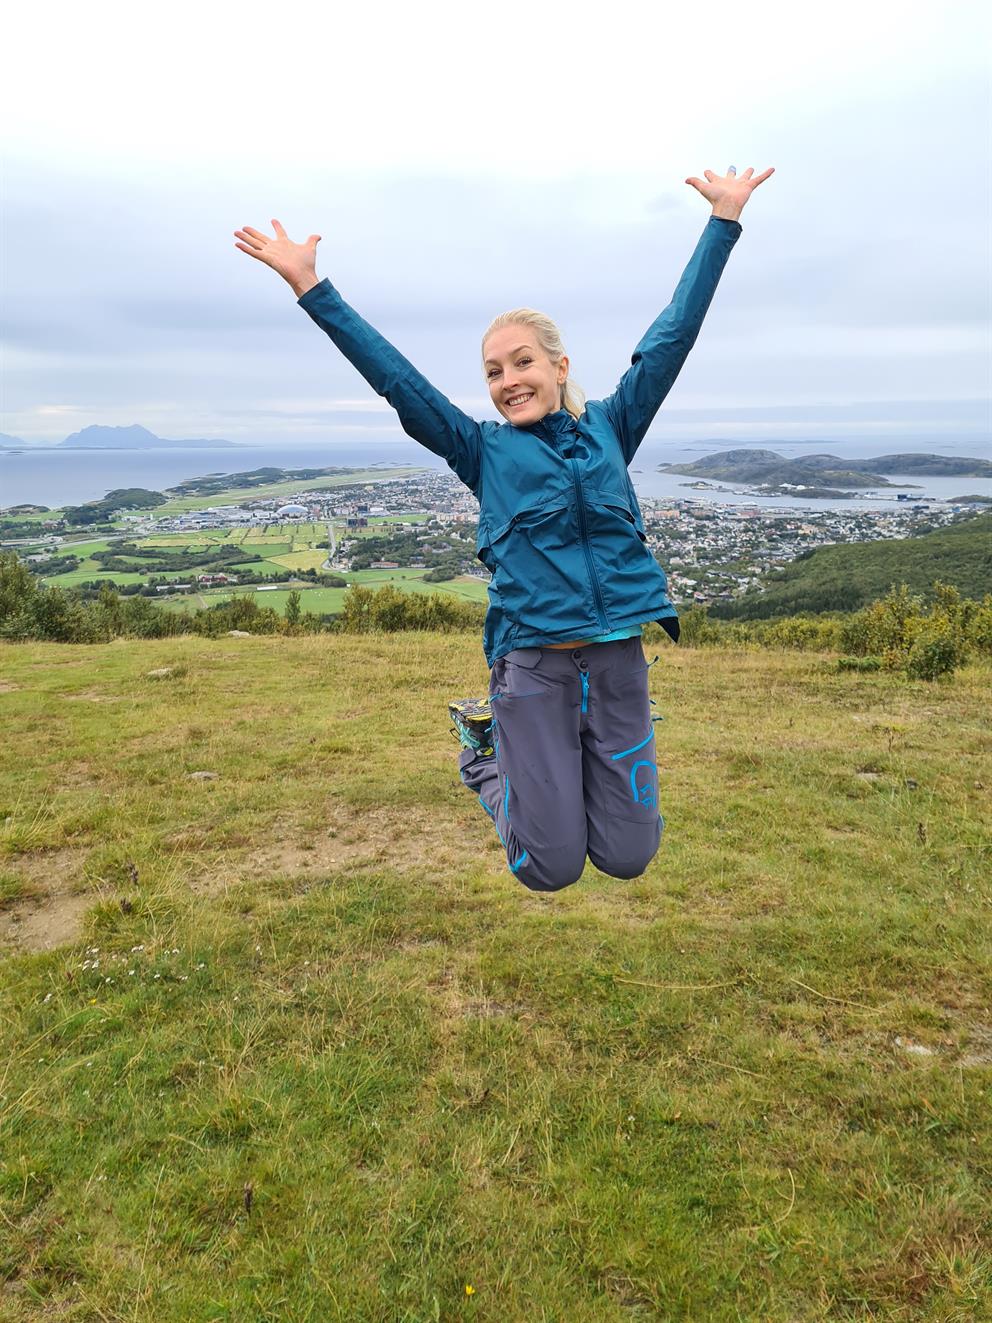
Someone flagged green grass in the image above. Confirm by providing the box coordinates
[0,637,989,1320]
[155,572,490,616]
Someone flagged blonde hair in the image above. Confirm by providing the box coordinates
[482,308,586,421]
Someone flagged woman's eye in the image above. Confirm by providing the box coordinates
[487,369,500,379]
[517,358,532,367]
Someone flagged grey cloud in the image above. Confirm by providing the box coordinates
[3,65,989,440]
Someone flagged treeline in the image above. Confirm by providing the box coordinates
[89,542,262,573]
[0,551,481,643]
[3,548,988,681]
[710,512,992,619]
[675,583,992,680]
[346,524,477,578]
[337,584,485,633]
[61,488,168,526]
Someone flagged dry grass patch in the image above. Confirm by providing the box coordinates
[190,802,504,896]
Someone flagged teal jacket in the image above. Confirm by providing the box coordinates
[299,216,742,665]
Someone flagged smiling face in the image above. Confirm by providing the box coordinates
[483,325,568,427]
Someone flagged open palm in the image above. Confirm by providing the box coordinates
[233,219,322,297]
[685,165,774,211]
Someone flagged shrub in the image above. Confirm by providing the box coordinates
[338,584,483,634]
[904,618,966,681]
[760,615,844,651]
[837,656,882,673]
[676,607,723,648]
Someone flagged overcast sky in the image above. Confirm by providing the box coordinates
[2,0,990,446]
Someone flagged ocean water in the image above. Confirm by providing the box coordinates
[2,435,990,512]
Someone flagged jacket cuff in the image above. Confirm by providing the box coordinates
[297,278,335,309]
[708,216,743,236]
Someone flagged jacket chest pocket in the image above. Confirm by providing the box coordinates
[586,489,647,544]
[478,500,592,632]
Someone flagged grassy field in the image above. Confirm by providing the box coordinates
[1,636,989,1321]
[157,571,490,616]
[152,468,427,515]
[38,520,468,599]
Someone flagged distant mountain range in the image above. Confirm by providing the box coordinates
[659,449,992,489]
[0,425,237,450]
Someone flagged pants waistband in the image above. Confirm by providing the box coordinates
[500,635,645,678]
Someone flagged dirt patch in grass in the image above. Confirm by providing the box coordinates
[61,691,124,703]
[0,681,20,693]
[0,848,92,953]
[0,889,94,953]
[960,1022,992,1068]
[192,802,496,894]
[2,846,87,893]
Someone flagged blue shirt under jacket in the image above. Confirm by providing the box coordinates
[298,216,742,666]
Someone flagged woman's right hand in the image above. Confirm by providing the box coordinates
[234,219,322,298]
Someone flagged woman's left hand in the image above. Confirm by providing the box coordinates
[685,166,775,221]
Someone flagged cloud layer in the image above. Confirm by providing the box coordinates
[3,1,989,443]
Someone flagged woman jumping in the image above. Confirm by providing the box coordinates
[235,164,773,893]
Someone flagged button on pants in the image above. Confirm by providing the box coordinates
[459,636,663,892]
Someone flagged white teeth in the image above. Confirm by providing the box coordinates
[507,393,533,407]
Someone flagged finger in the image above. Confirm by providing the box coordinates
[307,234,322,248]
[684,177,706,192]
[236,227,269,249]
[750,167,775,186]
[703,169,716,182]
[272,219,288,238]
[727,165,737,176]
[234,242,267,261]
[741,167,755,180]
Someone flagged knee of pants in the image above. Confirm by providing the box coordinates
[588,815,664,880]
[512,840,588,893]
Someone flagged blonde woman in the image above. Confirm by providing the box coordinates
[235,164,773,891]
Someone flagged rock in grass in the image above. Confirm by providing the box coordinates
[146,667,176,678]
[228,630,252,638]
[187,771,218,781]
[895,1036,935,1057]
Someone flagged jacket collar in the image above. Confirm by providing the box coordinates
[531,409,575,435]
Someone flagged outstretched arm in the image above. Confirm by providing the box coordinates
[601,166,774,464]
[234,220,484,494]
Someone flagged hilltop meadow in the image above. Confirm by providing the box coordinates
[1,632,990,1321]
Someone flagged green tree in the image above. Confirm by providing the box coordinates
[0,551,37,625]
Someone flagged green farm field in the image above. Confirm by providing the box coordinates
[0,635,989,1320]
[158,571,490,616]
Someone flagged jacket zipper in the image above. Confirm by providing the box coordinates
[569,458,608,632]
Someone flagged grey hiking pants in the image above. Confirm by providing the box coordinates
[458,636,663,892]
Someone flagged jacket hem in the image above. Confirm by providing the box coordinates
[486,603,679,667]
